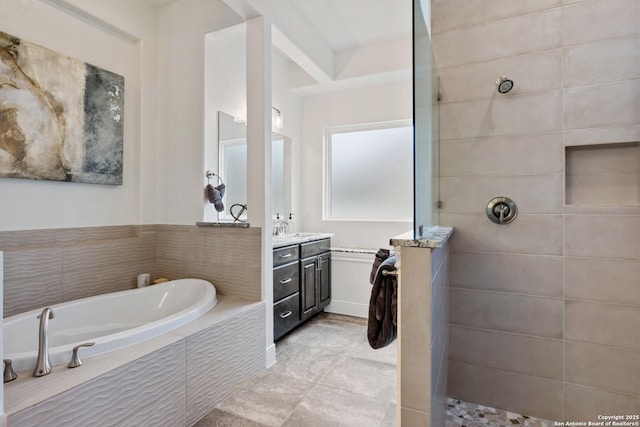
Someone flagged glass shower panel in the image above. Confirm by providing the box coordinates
[413,0,440,238]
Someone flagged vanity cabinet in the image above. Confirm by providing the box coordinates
[273,238,331,340]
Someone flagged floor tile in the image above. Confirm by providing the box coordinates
[319,356,397,404]
[281,384,388,427]
[346,332,398,366]
[292,323,361,352]
[194,409,269,427]
[216,371,313,427]
[269,342,342,383]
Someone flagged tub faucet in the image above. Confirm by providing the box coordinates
[33,307,55,377]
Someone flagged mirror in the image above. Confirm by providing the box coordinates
[217,111,291,221]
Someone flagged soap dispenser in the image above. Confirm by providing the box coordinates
[286,213,295,233]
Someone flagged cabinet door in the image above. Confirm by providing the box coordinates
[300,256,318,320]
[318,252,331,310]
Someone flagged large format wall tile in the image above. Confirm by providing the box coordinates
[55,225,136,243]
[565,257,640,306]
[566,341,640,396]
[440,133,563,177]
[438,49,562,103]
[440,91,563,140]
[565,384,640,421]
[563,35,640,88]
[62,259,156,301]
[442,214,563,256]
[565,125,640,147]
[0,229,56,250]
[61,234,155,272]
[450,325,563,380]
[431,0,560,35]
[440,174,563,214]
[566,300,640,350]
[187,227,262,301]
[8,341,187,427]
[450,288,563,338]
[433,8,562,68]
[565,215,640,259]
[562,0,640,46]
[564,80,640,130]
[4,275,64,317]
[450,252,563,297]
[448,361,563,421]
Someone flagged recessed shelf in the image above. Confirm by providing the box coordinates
[565,142,640,207]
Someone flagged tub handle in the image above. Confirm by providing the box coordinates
[279,311,293,319]
[68,342,95,369]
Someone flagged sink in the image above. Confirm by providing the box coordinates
[272,232,333,247]
[283,232,318,238]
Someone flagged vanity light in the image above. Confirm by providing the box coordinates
[272,107,283,130]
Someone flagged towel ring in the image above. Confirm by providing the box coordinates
[205,170,224,185]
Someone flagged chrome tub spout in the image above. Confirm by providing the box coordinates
[33,307,55,377]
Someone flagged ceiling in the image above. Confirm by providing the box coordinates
[145,0,411,52]
[278,0,411,51]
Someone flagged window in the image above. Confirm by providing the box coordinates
[325,121,413,221]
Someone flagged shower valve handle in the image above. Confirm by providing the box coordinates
[68,342,95,368]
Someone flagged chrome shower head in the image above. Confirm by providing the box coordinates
[496,76,514,94]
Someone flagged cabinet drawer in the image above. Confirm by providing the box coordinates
[300,238,330,258]
[273,244,300,267]
[274,292,300,340]
[273,261,299,301]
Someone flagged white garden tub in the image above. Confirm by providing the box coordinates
[4,278,217,372]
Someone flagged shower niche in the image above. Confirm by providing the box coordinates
[565,142,640,206]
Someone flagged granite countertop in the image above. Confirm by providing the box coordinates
[390,226,454,248]
[196,222,250,228]
[272,232,333,248]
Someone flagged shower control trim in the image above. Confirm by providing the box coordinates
[486,197,517,225]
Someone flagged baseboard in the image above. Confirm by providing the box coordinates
[265,343,277,368]
[324,300,368,318]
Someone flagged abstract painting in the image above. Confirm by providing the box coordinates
[0,31,124,185]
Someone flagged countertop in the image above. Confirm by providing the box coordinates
[389,226,454,248]
[272,232,333,248]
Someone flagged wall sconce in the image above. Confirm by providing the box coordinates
[272,107,283,130]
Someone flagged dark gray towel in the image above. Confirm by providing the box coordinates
[369,248,391,284]
[367,255,397,349]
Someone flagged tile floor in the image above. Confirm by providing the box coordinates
[195,312,553,427]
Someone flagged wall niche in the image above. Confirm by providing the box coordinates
[566,142,640,206]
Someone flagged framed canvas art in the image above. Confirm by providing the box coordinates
[0,31,124,185]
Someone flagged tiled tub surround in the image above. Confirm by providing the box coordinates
[1,224,262,317]
[5,299,266,426]
[1,225,265,424]
[433,0,640,420]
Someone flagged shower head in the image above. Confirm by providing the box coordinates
[496,76,514,94]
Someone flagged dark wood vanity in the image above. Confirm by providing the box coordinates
[273,238,331,340]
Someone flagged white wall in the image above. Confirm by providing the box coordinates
[301,80,412,316]
[203,27,303,223]
[155,0,243,225]
[0,0,157,231]
[301,81,413,248]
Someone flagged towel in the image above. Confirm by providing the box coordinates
[205,183,226,212]
[369,248,391,284]
[367,254,397,349]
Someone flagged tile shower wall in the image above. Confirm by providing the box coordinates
[1,225,262,317]
[433,0,640,421]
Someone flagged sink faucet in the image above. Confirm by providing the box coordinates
[33,307,55,377]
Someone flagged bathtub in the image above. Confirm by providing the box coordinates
[4,278,217,373]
